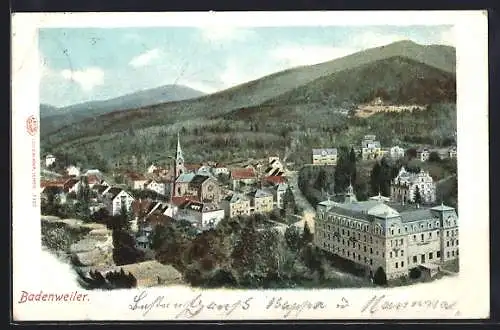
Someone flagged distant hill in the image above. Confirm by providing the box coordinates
[40,84,205,134]
[41,40,456,169]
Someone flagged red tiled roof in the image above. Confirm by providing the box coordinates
[40,180,65,188]
[231,168,256,180]
[264,175,286,185]
[171,195,199,206]
[124,172,146,181]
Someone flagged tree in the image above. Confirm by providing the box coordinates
[428,151,441,162]
[406,148,417,159]
[282,186,296,216]
[302,222,313,245]
[414,185,422,205]
[284,226,301,252]
[373,267,387,286]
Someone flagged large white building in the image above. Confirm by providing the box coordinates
[391,167,436,204]
[314,188,459,283]
[312,148,338,166]
[361,135,382,160]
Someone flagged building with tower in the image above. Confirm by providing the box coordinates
[175,132,186,178]
[390,167,436,204]
[314,185,459,283]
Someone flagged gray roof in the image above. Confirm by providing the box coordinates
[400,209,435,223]
[312,148,337,156]
[176,172,196,183]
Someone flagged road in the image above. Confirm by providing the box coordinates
[285,170,316,233]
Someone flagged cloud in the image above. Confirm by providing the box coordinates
[271,46,357,67]
[60,67,105,92]
[129,48,161,67]
[199,27,255,43]
[438,27,455,46]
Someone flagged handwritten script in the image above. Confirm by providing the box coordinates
[127,290,460,319]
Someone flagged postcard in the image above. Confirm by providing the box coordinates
[11,11,489,321]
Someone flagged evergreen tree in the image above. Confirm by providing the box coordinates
[414,185,422,205]
[349,147,357,185]
[370,162,381,196]
[302,222,313,245]
[284,225,301,252]
[282,186,296,215]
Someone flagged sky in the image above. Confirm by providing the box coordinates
[39,25,454,107]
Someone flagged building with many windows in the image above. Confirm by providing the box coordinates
[391,167,436,204]
[312,148,338,166]
[314,187,459,282]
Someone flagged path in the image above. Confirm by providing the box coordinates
[285,169,316,233]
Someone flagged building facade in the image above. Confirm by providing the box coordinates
[389,146,405,160]
[314,195,459,282]
[222,194,251,218]
[312,148,338,166]
[361,135,382,160]
[188,175,221,203]
[248,189,274,214]
[391,167,436,204]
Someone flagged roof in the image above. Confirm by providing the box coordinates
[431,204,456,211]
[131,199,156,216]
[176,172,196,183]
[40,180,66,188]
[264,176,286,185]
[105,187,125,200]
[171,196,198,206]
[188,174,210,188]
[231,168,256,180]
[399,208,435,223]
[86,174,101,184]
[64,178,79,187]
[124,172,146,181]
[42,186,64,194]
[249,189,273,198]
[94,185,110,195]
[312,148,337,156]
[367,203,400,218]
[277,183,289,191]
[215,163,227,168]
[225,194,249,203]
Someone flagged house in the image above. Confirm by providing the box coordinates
[390,146,405,160]
[174,172,196,197]
[147,164,158,174]
[263,175,287,187]
[275,183,289,209]
[391,167,436,204]
[176,200,225,230]
[124,172,148,190]
[45,154,56,167]
[448,146,457,159]
[264,157,285,176]
[84,174,108,188]
[188,175,221,203]
[144,179,167,196]
[66,165,81,177]
[312,148,338,166]
[63,178,81,194]
[213,163,230,176]
[221,194,251,218]
[103,187,135,216]
[83,169,103,177]
[231,168,257,190]
[196,165,215,178]
[248,189,274,214]
[416,148,430,162]
[40,186,67,205]
[361,135,382,160]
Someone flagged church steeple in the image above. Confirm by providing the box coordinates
[175,132,185,177]
[344,177,357,203]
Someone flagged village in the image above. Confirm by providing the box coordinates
[40,132,458,286]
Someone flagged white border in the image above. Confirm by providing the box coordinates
[11,11,489,321]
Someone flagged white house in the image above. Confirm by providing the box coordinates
[389,146,405,160]
[416,148,430,162]
[276,183,289,209]
[45,154,56,167]
[66,165,81,177]
[448,146,457,159]
[390,167,436,204]
[103,187,135,216]
[144,179,167,196]
[312,148,338,166]
[147,164,158,174]
[213,164,230,176]
[176,200,225,230]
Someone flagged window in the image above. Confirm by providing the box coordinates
[429,252,433,260]
[364,246,367,252]
[401,250,404,257]
[395,263,398,269]
[342,239,345,245]
[370,259,373,265]
[364,235,366,242]
[342,229,345,235]
[405,226,408,233]
[413,256,417,263]
[421,254,425,263]
[347,230,350,237]
[436,221,440,227]
[401,261,404,267]
[456,239,459,246]
[446,231,449,237]
[398,228,401,234]
[421,234,424,241]
[447,251,450,258]
[400,238,403,245]
[391,229,394,235]
[451,240,454,246]
[347,251,350,257]
[452,251,455,257]
[413,235,416,240]
[358,255,361,261]
[370,247,373,254]
[429,232,432,238]
[457,250,459,256]
[437,251,441,258]
[447,241,450,247]
[390,251,393,258]
[353,252,356,259]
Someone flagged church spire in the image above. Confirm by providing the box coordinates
[175,131,185,177]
